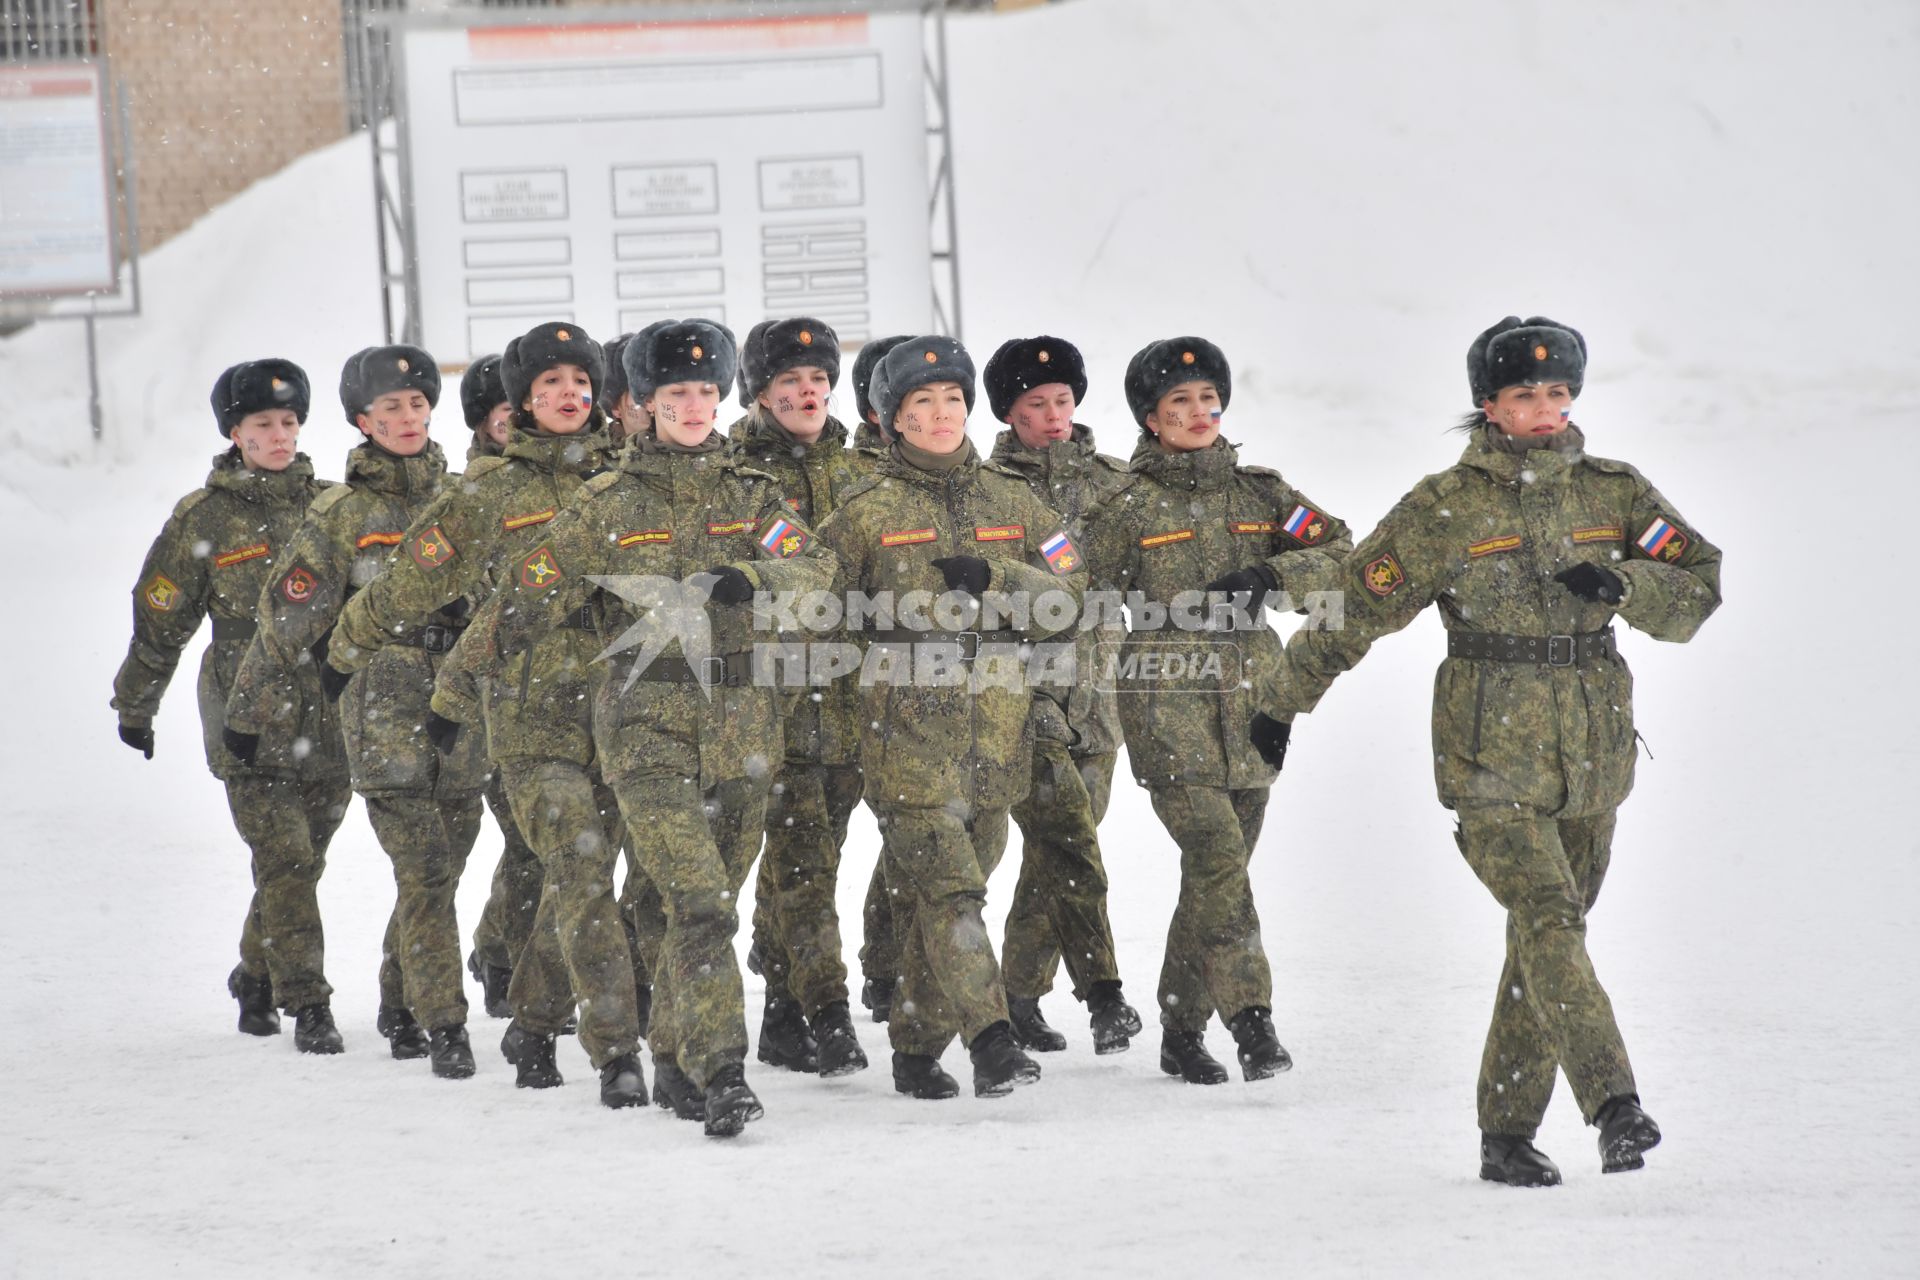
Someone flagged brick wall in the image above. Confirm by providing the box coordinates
[99,0,347,249]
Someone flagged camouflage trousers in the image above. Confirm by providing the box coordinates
[226,773,350,1012]
[876,804,1013,1058]
[750,760,863,1016]
[367,792,482,1031]
[1457,804,1636,1133]
[498,759,639,1069]
[1147,784,1274,1034]
[859,855,899,997]
[1002,747,1120,1001]
[610,773,767,1089]
[470,771,542,974]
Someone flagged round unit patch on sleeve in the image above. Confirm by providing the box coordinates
[1363,551,1405,597]
[520,546,563,588]
[279,565,318,604]
[142,574,180,612]
[411,525,456,571]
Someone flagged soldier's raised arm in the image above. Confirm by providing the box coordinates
[1245,470,1357,600]
[1272,481,1458,715]
[226,491,353,736]
[329,482,492,673]
[730,487,838,601]
[1610,468,1723,643]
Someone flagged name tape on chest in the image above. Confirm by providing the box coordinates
[1468,535,1523,558]
[502,509,555,532]
[882,527,938,547]
[1229,520,1277,535]
[707,519,751,536]
[213,542,269,568]
[356,531,405,549]
[1571,525,1621,544]
[974,524,1025,542]
[1140,529,1194,549]
[617,529,672,547]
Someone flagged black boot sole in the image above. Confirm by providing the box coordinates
[894,1075,960,1100]
[1238,1051,1293,1082]
[388,1036,431,1061]
[756,1043,820,1073]
[432,1057,477,1080]
[1158,1049,1229,1085]
[817,1045,869,1078]
[703,1090,765,1137]
[236,1013,281,1037]
[1601,1121,1661,1173]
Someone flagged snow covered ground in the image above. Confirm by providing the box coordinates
[3,2,1917,1276]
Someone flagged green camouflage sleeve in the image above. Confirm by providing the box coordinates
[1258,482,1356,599]
[111,503,212,726]
[737,489,838,600]
[1079,490,1138,598]
[226,508,349,734]
[1272,483,1456,715]
[1613,475,1723,643]
[430,586,500,725]
[331,485,484,671]
[813,504,869,601]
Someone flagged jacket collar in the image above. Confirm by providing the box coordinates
[206,449,316,504]
[345,439,447,497]
[1129,434,1238,492]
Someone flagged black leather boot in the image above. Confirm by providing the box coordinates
[292,1004,344,1055]
[428,1026,476,1080]
[757,995,820,1073]
[1595,1095,1662,1173]
[811,1001,869,1078]
[968,1021,1042,1097]
[1480,1134,1563,1187]
[652,1056,705,1121]
[1158,1029,1229,1085]
[891,1051,960,1100]
[1086,981,1142,1055]
[1008,995,1068,1052]
[703,1063,764,1138]
[466,950,511,1019]
[377,1005,431,1060]
[599,1052,646,1109]
[1225,1006,1293,1081]
[228,969,279,1037]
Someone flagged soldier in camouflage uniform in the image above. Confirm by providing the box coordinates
[1081,336,1353,1086]
[814,336,1087,1101]
[981,335,1144,1055]
[455,353,542,1018]
[225,346,489,1079]
[1262,317,1718,1184]
[727,317,875,1079]
[469,319,839,1136]
[331,322,646,1109]
[112,359,351,1053]
[845,334,910,1023]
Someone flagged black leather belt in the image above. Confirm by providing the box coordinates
[864,628,1027,660]
[396,623,466,655]
[623,650,756,687]
[211,616,256,644]
[558,605,597,631]
[1447,627,1615,668]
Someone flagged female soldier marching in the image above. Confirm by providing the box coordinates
[813,336,1087,1101]
[1262,316,1720,1184]
[225,346,490,1079]
[1081,336,1352,1086]
[111,360,350,1052]
[329,322,646,1109]
[461,319,838,1136]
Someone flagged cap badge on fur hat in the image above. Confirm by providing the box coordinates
[692,344,704,360]
[924,350,938,363]
[556,330,571,342]
[396,357,410,372]
[1533,344,1548,360]
[799,329,814,346]
[1037,350,1050,363]
[271,378,285,391]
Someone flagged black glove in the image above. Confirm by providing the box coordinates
[931,555,992,596]
[318,660,352,702]
[424,711,462,754]
[1553,563,1625,605]
[1206,563,1281,611]
[1249,712,1291,770]
[222,725,260,766]
[704,565,755,607]
[118,723,154,760]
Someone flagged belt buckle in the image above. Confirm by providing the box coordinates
[422,624,449,653]
[698,655,727,687]
[955,630,981,662]
[1546,634,1576,667]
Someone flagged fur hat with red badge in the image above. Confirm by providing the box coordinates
[873,335,975,438]
[1467,316,1586,405]
[738,316,841,408]
[339,344,441,425]
[983,335,1088,422]
[1123,336,1230,432]
[501,321,606,409]
[211,357,310,436]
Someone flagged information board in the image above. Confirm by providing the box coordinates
[397,13,932,362]
[0,63,116,297]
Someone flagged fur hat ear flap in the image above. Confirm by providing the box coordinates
[215,357,311,436]
[1123,336,1230,428]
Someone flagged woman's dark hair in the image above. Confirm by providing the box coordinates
[1451,410,1489,434]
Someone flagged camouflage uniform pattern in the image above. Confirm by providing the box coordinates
[988,424,1131,1001]
[1082,435,1352,1031]
[728,410,874,1016]
[112,450,348,1011]
[1267,424,1723,1127]
[485,429,838,1085]
[815,440,1087,1054]
[226,441,489,1030]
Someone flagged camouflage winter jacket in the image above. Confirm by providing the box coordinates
[331,425,614,765]
[1081,435,1353,791]
[442,430,837,790]
[225,441,487,798]
[988,424,1131,759]
[726,410,874,767]
[111,450,345,782]
[1267,424,1722,818]
[814,439,1087,814]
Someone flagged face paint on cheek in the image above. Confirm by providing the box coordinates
[1209,408,1223,424]
[581,393,592,408]
[660,403,677,423]
[777,396,794,413]
[1560,406,1572,419]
